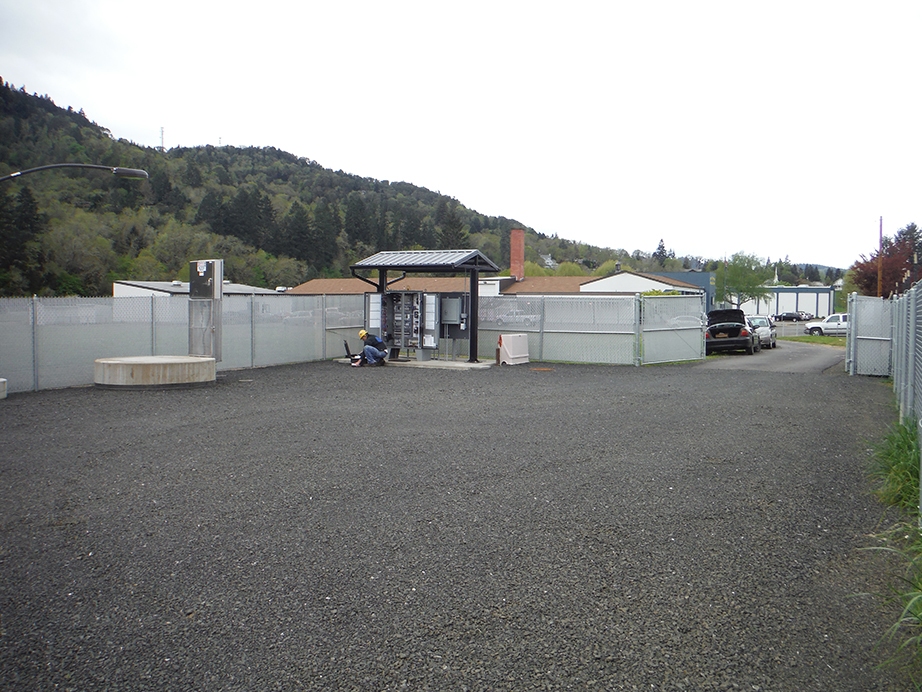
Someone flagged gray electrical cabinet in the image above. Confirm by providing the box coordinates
[365,292,440,351]
[439,293,470,340]
[363,290,472,359]
[189,259,223,361]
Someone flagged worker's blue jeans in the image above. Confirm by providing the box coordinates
[363,345,387,364]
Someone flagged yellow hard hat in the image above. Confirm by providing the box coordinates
[358,329,368,339]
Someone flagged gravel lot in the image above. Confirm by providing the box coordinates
[0,352,910,690]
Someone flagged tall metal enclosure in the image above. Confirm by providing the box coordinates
[189,259,223,361]
[351,249,499,362]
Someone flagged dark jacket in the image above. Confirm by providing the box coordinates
[362,334,386,351]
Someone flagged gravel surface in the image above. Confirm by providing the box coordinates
[0,356,910,690]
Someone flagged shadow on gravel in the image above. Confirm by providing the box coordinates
[0,356,908,690]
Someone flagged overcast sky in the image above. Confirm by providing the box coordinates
[2,1,920,269]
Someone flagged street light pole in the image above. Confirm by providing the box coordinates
[0,163,149,184]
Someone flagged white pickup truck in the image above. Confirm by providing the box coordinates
[803,313,848,336]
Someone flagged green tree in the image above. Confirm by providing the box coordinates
[280,201,312,260]
[715,252,773,307]
[439,203,468,249]
[149,219,214,275]
[556,261,587,276]
[500,227,511,268]
[311,199,341,267]
[193,190,222,227]
[433,197,449,227]
[523,260,552,277]
[1,186,43,271]
[38,211,119,295]
[652,239,669,266]
[593,259,622,277]
[130,250,168,280]
[0,187,45,294]
[182,160,203,187]
[343,192,373,245]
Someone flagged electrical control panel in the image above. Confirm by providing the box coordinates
[364,290,471,356]
[188,259,223,361]
[365,291,443,351]
[390,291,422,348]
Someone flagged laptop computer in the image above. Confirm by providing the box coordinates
[343,339,363,364]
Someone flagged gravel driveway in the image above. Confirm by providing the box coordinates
[0,349,909,690]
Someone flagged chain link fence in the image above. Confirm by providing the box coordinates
[0,295,366,394]
[1,292,705,394]
[475,294,704,365]
[882,284,922,520]
[888,288,922,423]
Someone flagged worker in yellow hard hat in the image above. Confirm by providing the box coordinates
[355,329,387,367]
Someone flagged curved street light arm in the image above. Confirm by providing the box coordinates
[0,163,149,184]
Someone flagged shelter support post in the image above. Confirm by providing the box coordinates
[468,268,479,363]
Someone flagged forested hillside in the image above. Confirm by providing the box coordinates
[0,80,832,297]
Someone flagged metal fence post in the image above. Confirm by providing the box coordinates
[907,290,916,421]
[846,292,855,375]
[250,294,257,368]
[322,294,328,361]
[31,295,38,392]
[634,294,642,367]
[538,296,545,362]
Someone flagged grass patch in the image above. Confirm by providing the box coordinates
[779,334,847,346]
[871,421,921,512]
[869,420,922,678]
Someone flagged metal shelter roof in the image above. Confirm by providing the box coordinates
[350,249,499,274]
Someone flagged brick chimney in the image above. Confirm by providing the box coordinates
[510,228,525,281]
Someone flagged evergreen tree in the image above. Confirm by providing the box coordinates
[311,199,341,267]
[194,190,223,227]
[500,227,510,268]
[182,160,203,187]
[280,201,312,260]
[1,186,42,269]
[439,203,468,249]
[433,197,449,227]
[343,192,372,244]
[652,239,668,266]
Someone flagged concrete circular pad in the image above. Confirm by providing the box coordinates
[94,355,216,389]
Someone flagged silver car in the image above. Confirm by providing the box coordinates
[747,315,777,349]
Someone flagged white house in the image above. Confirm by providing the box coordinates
[579,270,704,296]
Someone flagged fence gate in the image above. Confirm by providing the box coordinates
[640,294,705,365]
[846,293,892,376]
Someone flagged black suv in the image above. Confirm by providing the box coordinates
[705,309,760,355]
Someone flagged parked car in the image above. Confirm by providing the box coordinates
[797,311,814,321]
[495,309,540,327]
[773,312,802,322]
[706,308,761,355]
[804,313,849,336]
[668,315,704,328]
[747,315,777,349]
[282,310,317,325]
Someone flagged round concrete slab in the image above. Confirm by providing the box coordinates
[94,355,216,389]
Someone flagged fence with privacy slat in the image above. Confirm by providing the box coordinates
[0,293,706,394]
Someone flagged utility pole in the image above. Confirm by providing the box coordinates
[160,127,164,153]
[877,216,883,298]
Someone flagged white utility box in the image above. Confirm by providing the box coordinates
[498,333,529,365]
